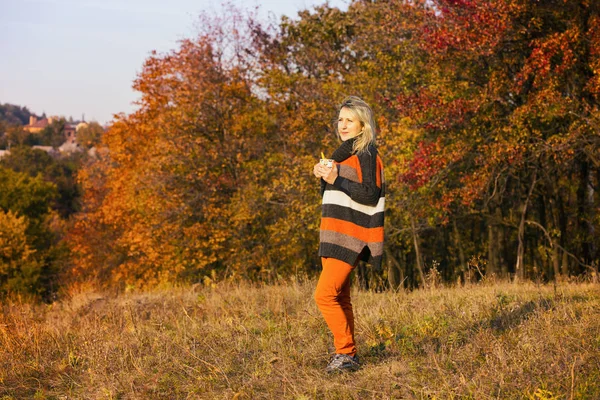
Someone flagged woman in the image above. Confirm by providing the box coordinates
[312,96,385,373]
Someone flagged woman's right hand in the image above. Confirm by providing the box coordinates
[313,162,323,178]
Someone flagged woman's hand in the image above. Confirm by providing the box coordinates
[313,163,323,179]
[313,163,338,184]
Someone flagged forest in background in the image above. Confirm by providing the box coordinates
[0,106,104,298]
[2,0,600,297]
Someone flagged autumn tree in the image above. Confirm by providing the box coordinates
[0,167,60,296]
[70,8,280,286]
[76,121,105,149]
[2,125,39,147]
[39,118,68,148]
[69,0,600,289]
[0,210,41,296]
[1,146,82,217]
[390,0,600,282]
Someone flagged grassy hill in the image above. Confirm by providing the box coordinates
[1,280,599,399]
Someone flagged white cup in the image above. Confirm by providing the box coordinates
[320,159,333,168]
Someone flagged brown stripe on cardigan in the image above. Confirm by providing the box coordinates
[320,230,384,257]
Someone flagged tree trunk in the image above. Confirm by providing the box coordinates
[586,163,596,261]
[495,207,505,277]
[530,237,541,281]
[577,157,595,271]
[537,194,549,279]
[385,247,404,290]
[452,218,467,281]
[557,183,570,276]
[561,249,569,276]
[547,186,562,281]
[356,261,369,291]
[487,207,503,277]
[487,217,497,276]
[552,244,561,281]
[516,169,537,281]
[410,216,426,288]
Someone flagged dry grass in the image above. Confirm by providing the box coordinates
[1,280,599,399]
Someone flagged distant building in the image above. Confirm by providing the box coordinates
[24,116,83,144]
[0,149,9,159]
[32,145,59,156]
[66,121,89,144]
[24,116,51,133]
[58,140,82,154]
[65,124,76,144]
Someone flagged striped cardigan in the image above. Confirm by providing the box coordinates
[319,143,385,270]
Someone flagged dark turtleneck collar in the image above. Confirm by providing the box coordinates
[331,137,357,163]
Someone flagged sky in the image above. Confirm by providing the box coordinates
[0,0,348,125]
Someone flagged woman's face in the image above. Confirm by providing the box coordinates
[338,107,363,142]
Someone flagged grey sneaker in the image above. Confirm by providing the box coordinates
[325,353,360,373]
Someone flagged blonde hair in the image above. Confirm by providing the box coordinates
[336,96,377,154]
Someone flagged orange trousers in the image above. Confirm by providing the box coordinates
[314,257,357,356]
